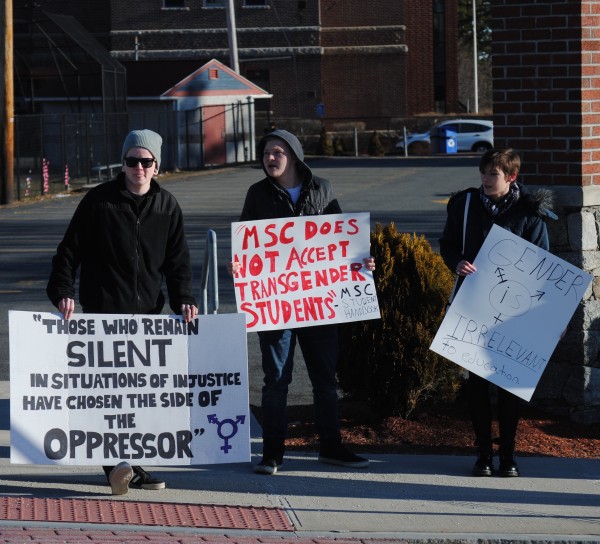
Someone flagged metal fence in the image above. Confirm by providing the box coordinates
[12,104,256,200]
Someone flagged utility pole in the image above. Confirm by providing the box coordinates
[1,0,14,204]
[224,1,242,162]
[472,0,479,113]
[225,0,239,73]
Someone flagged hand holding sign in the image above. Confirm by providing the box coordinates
[10,312,250,465]
[430,225,591,401]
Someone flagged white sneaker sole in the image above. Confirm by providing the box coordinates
[253,463,279,475]
[109,462,133,495]
[131,480,166,490]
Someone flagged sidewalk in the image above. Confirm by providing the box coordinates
[1,381,599,543]
[0,160,599,543]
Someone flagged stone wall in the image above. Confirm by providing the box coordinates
[493,1,600,423]
[532,202,600,423]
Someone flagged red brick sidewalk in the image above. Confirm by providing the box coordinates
[0,526,397,544]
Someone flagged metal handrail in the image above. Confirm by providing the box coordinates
[199,229,219,314]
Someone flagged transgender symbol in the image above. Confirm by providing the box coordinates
[207,414,246,453]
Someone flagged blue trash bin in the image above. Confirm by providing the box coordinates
[443,128,458,154]
[430,126,458,154]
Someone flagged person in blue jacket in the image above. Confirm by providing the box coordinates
[440,148,556,478]
[229,129,375,475]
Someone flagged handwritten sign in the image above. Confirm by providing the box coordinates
[9,311,250,465]
[231,213,380,332]
[430,224,591,401]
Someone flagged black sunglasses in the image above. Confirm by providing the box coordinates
[124,157,156,168]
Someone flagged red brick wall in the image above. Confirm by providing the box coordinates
[491,0,600,187]
[320,0,402,26]
[321,53,406,124]
[14,0,111,35]
[581,0,600,186]
[14,0,459,125]
[402,0,459,115]
[319,0,407,124]
[443,0,460,113]
[404,2,434,115]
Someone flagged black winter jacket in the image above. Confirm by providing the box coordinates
[47,174,197,314]
[439,184,554,288]
[239,175,341,221]
[240,130,341,221]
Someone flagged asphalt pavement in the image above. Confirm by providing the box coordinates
[0,156,598,543]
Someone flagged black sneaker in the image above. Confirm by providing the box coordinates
[108,461,133,495]
[130,466,166,490]
[253,458,280,475]
[472,454,494,477]
[318,443,369,468]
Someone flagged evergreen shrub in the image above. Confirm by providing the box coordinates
[333,136,345,156]
[317,126,334,156]
[337,223,463,418]
[367,131,385,156]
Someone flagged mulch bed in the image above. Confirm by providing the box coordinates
[252,400,600,459]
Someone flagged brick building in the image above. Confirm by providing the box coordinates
[14,0,459,127]
[493,0,600,423]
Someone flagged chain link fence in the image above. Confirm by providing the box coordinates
[12,103,254,201]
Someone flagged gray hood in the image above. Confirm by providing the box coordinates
[257,129,312,180]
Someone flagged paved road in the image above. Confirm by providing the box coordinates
[0,155,479,384]
[1,156,599,543]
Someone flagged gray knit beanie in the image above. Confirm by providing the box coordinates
[121,129,162,171]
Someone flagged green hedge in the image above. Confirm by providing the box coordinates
[337,223,463,418]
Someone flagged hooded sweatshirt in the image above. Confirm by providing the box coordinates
[240,130,341,221]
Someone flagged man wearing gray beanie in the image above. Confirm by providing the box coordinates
[122,129,163,174]
[47,129,198,494]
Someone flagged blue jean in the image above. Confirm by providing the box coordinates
[258,324,341,446]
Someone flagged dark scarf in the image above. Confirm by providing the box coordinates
[479,183,520,217]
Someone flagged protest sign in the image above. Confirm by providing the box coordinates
[430,224,591,401]
[9,311,250,465]
[231,212,380,332]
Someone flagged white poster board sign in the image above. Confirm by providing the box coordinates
[231,213,380,332]
[430,224,591,401]
[9,311,250,465]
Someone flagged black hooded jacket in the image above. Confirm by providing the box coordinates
[239,130,341,221]
[439,184,555,285]
[47,173,197,314]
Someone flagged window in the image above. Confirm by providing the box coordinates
[459,123,492,134]
[164,0,186,7]
[244,0,268,6]
[204,0,224,7]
